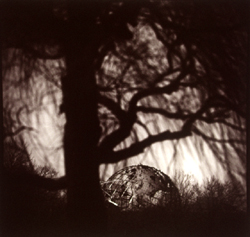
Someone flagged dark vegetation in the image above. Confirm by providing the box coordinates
[106,171,247,237]
[3,145,247,236]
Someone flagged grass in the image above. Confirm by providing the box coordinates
[106,171,247,236]
[2,162,248,236]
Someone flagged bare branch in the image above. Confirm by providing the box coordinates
[98,69,188,150]
[98,95,127,121]
[192,127,245,144]
[136,106,189,119]
[4,126,36,139]
[100,97,212,163]
[200,117,246,132]
[220,97,246,118]
[135,120,152,136]
[24,45,65,60]
[129,69,188,110]
[100,126,191,164]
[4,169,67,190]
[100,94,239,164]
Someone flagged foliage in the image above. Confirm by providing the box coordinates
[173,171,246,213]
[3,141,67,235]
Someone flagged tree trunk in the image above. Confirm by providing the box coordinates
[62,2,107,235]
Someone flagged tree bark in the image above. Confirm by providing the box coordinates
[62,2,107,235]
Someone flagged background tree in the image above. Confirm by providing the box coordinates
[1,0,247,235]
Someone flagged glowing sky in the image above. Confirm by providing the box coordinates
[3,41,246,189]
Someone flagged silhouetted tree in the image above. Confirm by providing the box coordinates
[2,0,247,235]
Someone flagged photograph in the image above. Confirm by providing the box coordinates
[1,0,248,236]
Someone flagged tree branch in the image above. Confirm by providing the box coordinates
[98,71,187,150]
[24,45,65,60]
[100,96,215,163]
[220,97,246,118]
[192,127,245,144]
[98,95,127,121]
[100,128,191,164]
[98,94,136,150]
[129,69,188,111]
[4,126,36,139]
[200,117,246,132]
[3,169,67,190]
[100,95,236,164]
[136,106,189,119]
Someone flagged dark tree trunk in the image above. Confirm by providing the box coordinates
[62,2,107,236]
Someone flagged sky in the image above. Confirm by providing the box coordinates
[2,23,246,190]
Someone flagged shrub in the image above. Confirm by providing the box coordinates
[172,171,246,213]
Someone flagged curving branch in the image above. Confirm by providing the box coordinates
[98,69,188,151]
[4,126,36,139]
[192,127,245,144]
[25,47,65,60]
[129,68,188,111]
[3,169,67,191]
[98,95,127,121]
[136,106,189,119]
[200,117,246,132]
[100,128,191,164]
[100,95,224,164]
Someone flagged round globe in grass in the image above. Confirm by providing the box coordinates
[102,165,180,212]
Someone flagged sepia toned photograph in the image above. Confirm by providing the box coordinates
[1,0,248,236]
